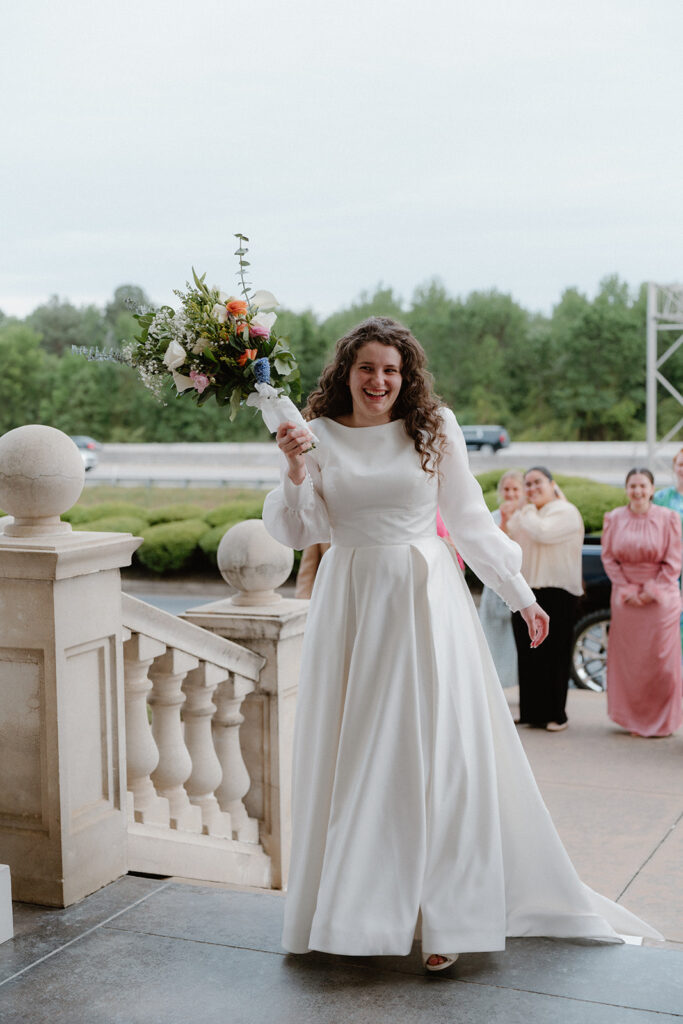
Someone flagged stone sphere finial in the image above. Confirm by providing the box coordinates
[0,425,85,537]
[217,519,293,605]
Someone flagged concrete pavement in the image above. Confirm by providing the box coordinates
[506,685,683,950]
[1,686,682,1022]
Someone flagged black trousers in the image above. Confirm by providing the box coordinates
[512,587,578,726]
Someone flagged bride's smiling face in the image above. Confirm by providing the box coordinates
[347,342,403,425]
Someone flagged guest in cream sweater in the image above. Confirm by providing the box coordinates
[503,467,584,732]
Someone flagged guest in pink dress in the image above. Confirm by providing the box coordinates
[602,468,683,738]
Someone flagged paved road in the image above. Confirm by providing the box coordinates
[85,440,681,489]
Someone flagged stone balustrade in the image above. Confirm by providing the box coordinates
[0,424,307,905]
[122,595,271,886]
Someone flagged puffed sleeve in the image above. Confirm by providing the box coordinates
[262,442,331,550]
[644,508,682,597]
[437,408,534,612]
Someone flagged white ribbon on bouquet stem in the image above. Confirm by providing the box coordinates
[245,382,319,447]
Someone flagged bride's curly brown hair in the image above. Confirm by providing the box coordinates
[303,317,447,476]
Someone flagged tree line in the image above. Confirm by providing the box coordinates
[0,276,674,443]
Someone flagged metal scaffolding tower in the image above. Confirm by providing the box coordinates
[646,282,683,468]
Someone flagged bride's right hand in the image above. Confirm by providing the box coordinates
[276,422,312,484]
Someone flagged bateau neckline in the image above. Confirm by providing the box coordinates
[627,504,653,516]
[322,416,405,431]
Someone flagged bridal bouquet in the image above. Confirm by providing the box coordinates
[76,235,316,442]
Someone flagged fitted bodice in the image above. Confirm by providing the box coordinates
[263,406,535,613]
[314,418,439,547]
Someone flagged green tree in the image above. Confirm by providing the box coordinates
[547,276,645,440]
[28,296,107,356]
[276,309,331,403]
[0,324,53,432]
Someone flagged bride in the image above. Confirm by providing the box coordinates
[262,316,659,971]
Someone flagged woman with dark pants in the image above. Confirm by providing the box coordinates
[505,467,584,731]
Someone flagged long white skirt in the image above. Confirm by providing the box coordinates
[282,538,660,955]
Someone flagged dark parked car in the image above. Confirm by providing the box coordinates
[571,538,611,691]
[70,435,101,471]
[462,425,510,454]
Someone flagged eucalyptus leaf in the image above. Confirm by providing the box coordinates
[229,388,241,421]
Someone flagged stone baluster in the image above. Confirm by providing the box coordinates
[213,673,259,843]
[123,632,170,826]
[149,649,202,833]
[182,662,233,837]
[182,518,305,887]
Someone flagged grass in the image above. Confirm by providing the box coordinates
[77,485,266,512]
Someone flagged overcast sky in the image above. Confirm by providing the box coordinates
[2,0,682,320]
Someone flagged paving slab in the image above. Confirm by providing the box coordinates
[619,814,683,943]
[107,882,287,955]
[507,687,683,942]
[1,925,681,1024]
[106,883,683,1016]
[535,781,681,899]
[0,875,169,984]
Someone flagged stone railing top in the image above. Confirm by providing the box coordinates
[122,593,265,681]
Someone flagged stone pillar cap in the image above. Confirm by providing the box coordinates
[0,425,84,537]
[217,519,293,606]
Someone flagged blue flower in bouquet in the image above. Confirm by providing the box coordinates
[254,358,271,384]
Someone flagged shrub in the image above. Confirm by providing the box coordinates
[61,506,94,525]
[147,503,206,526]
[65,501,152,524]
[204,501,264,527]
[73,515,147,536]
[137,518,209,574]
[555,476,624,533]
[198,523,230,566]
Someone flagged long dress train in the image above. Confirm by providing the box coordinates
[263,410,661,955]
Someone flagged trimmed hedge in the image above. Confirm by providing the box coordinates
[204,501,264,527]
[147,503,206,526]
[137,518,210,574]
[198,523,230,566]
[73,515,147,536]
[64,501,152,525]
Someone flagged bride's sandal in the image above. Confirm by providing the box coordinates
[423,953,459,972]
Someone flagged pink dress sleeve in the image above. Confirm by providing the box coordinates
[642,509,682,600]
[601,510,640,603]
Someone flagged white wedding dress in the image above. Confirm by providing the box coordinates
[263,410,660,956]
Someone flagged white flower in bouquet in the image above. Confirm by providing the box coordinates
[172,369,195,392]
[211,303,229,323]
[250,289,279,311]
[162,339,187,371]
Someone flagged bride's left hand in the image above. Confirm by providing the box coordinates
[520,601,550,648]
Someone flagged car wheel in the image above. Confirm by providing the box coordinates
[571,610,610,691]
[479,443,496,455]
